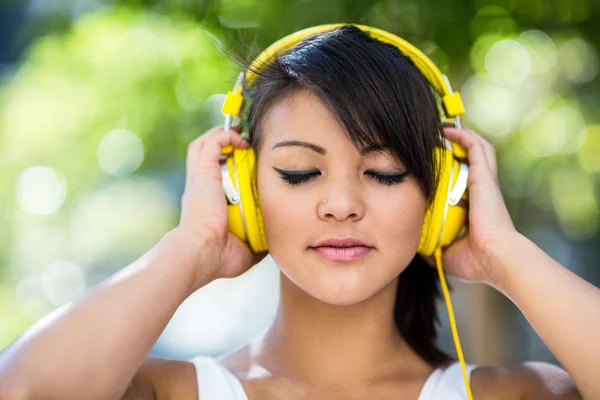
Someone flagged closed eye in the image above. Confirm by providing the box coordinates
[273,168,409,186]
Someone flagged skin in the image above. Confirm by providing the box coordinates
[0,88,594,400]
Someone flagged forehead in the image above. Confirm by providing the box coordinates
[262,90,342,142]
[261,89,389,157]
[261,90,392,162]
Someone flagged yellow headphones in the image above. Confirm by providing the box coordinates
[218,24,473,399]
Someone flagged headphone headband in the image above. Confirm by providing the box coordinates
[221,23,465,128]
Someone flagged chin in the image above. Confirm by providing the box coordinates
[309,287,378,306]
[282,252,397,306]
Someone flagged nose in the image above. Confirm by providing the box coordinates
[317,179,366,222]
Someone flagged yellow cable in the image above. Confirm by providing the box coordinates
[434,247,474,400]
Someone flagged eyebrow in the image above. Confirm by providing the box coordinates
[271,140,390,156]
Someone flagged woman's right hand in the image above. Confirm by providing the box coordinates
[175,125,269,290]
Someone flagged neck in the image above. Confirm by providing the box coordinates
[252,271,429,390]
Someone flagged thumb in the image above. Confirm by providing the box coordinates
[437,236,478,281]
[231,234,269,269]
[420,237,469,273]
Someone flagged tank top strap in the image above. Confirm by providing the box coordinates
[418,361,477,400]
[190,355,475,400]
[189,355,249,400]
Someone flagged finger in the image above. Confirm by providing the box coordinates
[443,126,499,182]
[197,128,250,172]
[483,144,497,179]
[462,127,498,177]
[186,127,224,179]
[442,127,490,174]
[186,125,243,184]
[186,136,205,182]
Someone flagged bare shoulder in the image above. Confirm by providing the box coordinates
[122,355,198,400]
[471,361,581,400]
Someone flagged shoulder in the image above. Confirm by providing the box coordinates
[471,361,581,400]
[125,355,198,400]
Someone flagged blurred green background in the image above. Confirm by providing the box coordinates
[0,0,599,366]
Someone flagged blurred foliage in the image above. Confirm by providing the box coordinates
[0,0,599,360]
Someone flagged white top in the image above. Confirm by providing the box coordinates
[190,355,477,400]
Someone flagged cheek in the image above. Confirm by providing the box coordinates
[374,182,427,252]
[256,171,309,254]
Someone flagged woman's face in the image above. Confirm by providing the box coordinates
[256,89,427,306]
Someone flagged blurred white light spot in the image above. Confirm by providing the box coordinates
[97,129,144,176]
[485,39,531,86]
[518,30,557,75]
[521,107,587,157]
[558,38,599,84]
[461,75,516,138]
[16,166,67,215]
[41,260,86,305]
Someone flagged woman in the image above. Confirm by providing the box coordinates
[0,25,596,400]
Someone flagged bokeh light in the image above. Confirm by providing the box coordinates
[16,166,67,215]
[97,128,145,176]
[485,39,531,86]
[520,106,587,158]
[558,37,599,84]
[461,75,519,139]
[517,30,557,75]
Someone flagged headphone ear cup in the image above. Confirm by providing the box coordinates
[223,147,268,253]
[417,146,468,256]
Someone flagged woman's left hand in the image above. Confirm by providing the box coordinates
[422,125,518,287]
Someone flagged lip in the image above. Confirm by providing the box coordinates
[313,238,371,248]
[311,246,372,262]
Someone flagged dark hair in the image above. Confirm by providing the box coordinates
[227,25,454,367]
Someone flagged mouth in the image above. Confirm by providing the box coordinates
[310,246,372,262]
